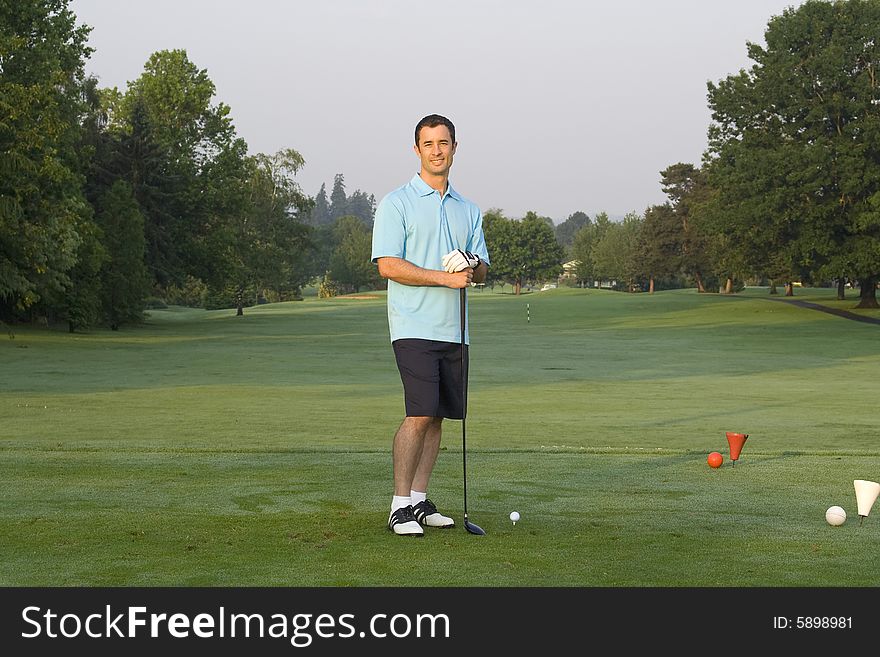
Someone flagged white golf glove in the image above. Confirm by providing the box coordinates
[442,249,481,273]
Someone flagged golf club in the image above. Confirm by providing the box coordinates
[460,286,485,535]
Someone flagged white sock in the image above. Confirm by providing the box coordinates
[411,490,427,505]
[391,496,411,515]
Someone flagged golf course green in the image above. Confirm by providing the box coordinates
[1,286,878,586]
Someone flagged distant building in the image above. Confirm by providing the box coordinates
[559,260,580,283]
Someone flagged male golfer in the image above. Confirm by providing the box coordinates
[371,114,490,536]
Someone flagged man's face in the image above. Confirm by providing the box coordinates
[414,124,457,177]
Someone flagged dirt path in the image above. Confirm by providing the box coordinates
[767,297,880,325]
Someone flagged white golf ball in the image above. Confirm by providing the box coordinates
[825,505,846,526]
[509,511,520,523]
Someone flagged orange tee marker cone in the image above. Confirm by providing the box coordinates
[854,480,880,526]
[725,432,749,467]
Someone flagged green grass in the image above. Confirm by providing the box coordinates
[1,286,879,586]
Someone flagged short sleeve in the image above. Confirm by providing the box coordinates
[371,195,406,263]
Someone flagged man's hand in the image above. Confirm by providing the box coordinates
[442,249,481,273]
[446,269,473,288]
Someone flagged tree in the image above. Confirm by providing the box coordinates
[309,183,331,225]
[555,211,591,256]
[705,0,880,307]
[88,97,182,288]
[119,49,244,291]
[659,164,715,293]
[230,148,314,313]
[481,209,514,290]
[253,149,315,298]
[639,204,682,293]
[520,212,564,292]
[306,223,335,282]
[0,0,93,319]
[347,190,376,228]
[327,216,379,293]
[483,209,564,294]
[329,173,348,221]
[592,212,643,290]
[54,213,106,333]
[120,49,237,170]
[46,74,108,331]
[570,211,612,286]
[95,181,148,329]
[311,175,374,228]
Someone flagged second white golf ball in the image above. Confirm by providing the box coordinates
[825,505,846,526]
[509,511,520,524]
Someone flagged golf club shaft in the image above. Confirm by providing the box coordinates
[460,286,486,536]
[460,287,469,520]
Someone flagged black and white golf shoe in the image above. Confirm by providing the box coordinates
[388,505,424,536]
[413,499,455,528]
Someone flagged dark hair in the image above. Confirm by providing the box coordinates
[414,114,456,146]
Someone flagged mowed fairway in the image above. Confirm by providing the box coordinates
[1,287,879,586]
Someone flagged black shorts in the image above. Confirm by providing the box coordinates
[392,338,468,419]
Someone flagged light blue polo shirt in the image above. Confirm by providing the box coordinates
[371,174,490,344]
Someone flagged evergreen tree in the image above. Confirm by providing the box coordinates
[346,189,375,228]
[310,183,331,225]
[95,181,148,329]
[555,211,591,256]
[638,204,682,293]
[329,173,348,220]
[87,98,182,289]
[660,164,714,293]
[327,216,379,293]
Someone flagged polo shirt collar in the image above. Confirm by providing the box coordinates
[410,173,462,201]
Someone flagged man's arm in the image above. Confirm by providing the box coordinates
[377,257,474,289]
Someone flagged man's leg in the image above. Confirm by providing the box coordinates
[393,416,436,496]
[407,341,463,529]
[388,416,434,536]
[410,417,455,529]
[388,339,455,533]
[411,417,442,494]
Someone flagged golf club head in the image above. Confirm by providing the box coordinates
[464,519,486,535]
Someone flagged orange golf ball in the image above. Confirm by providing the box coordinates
[707,452,723,468]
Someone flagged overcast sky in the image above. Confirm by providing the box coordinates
[70,0,805,222]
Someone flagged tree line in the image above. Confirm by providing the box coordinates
[554,0,880,308]
[3,0,878,333]
[1,0,379,331]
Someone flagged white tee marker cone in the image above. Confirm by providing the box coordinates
[853,480,880,526]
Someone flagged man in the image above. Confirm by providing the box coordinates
[371,114,490,536]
